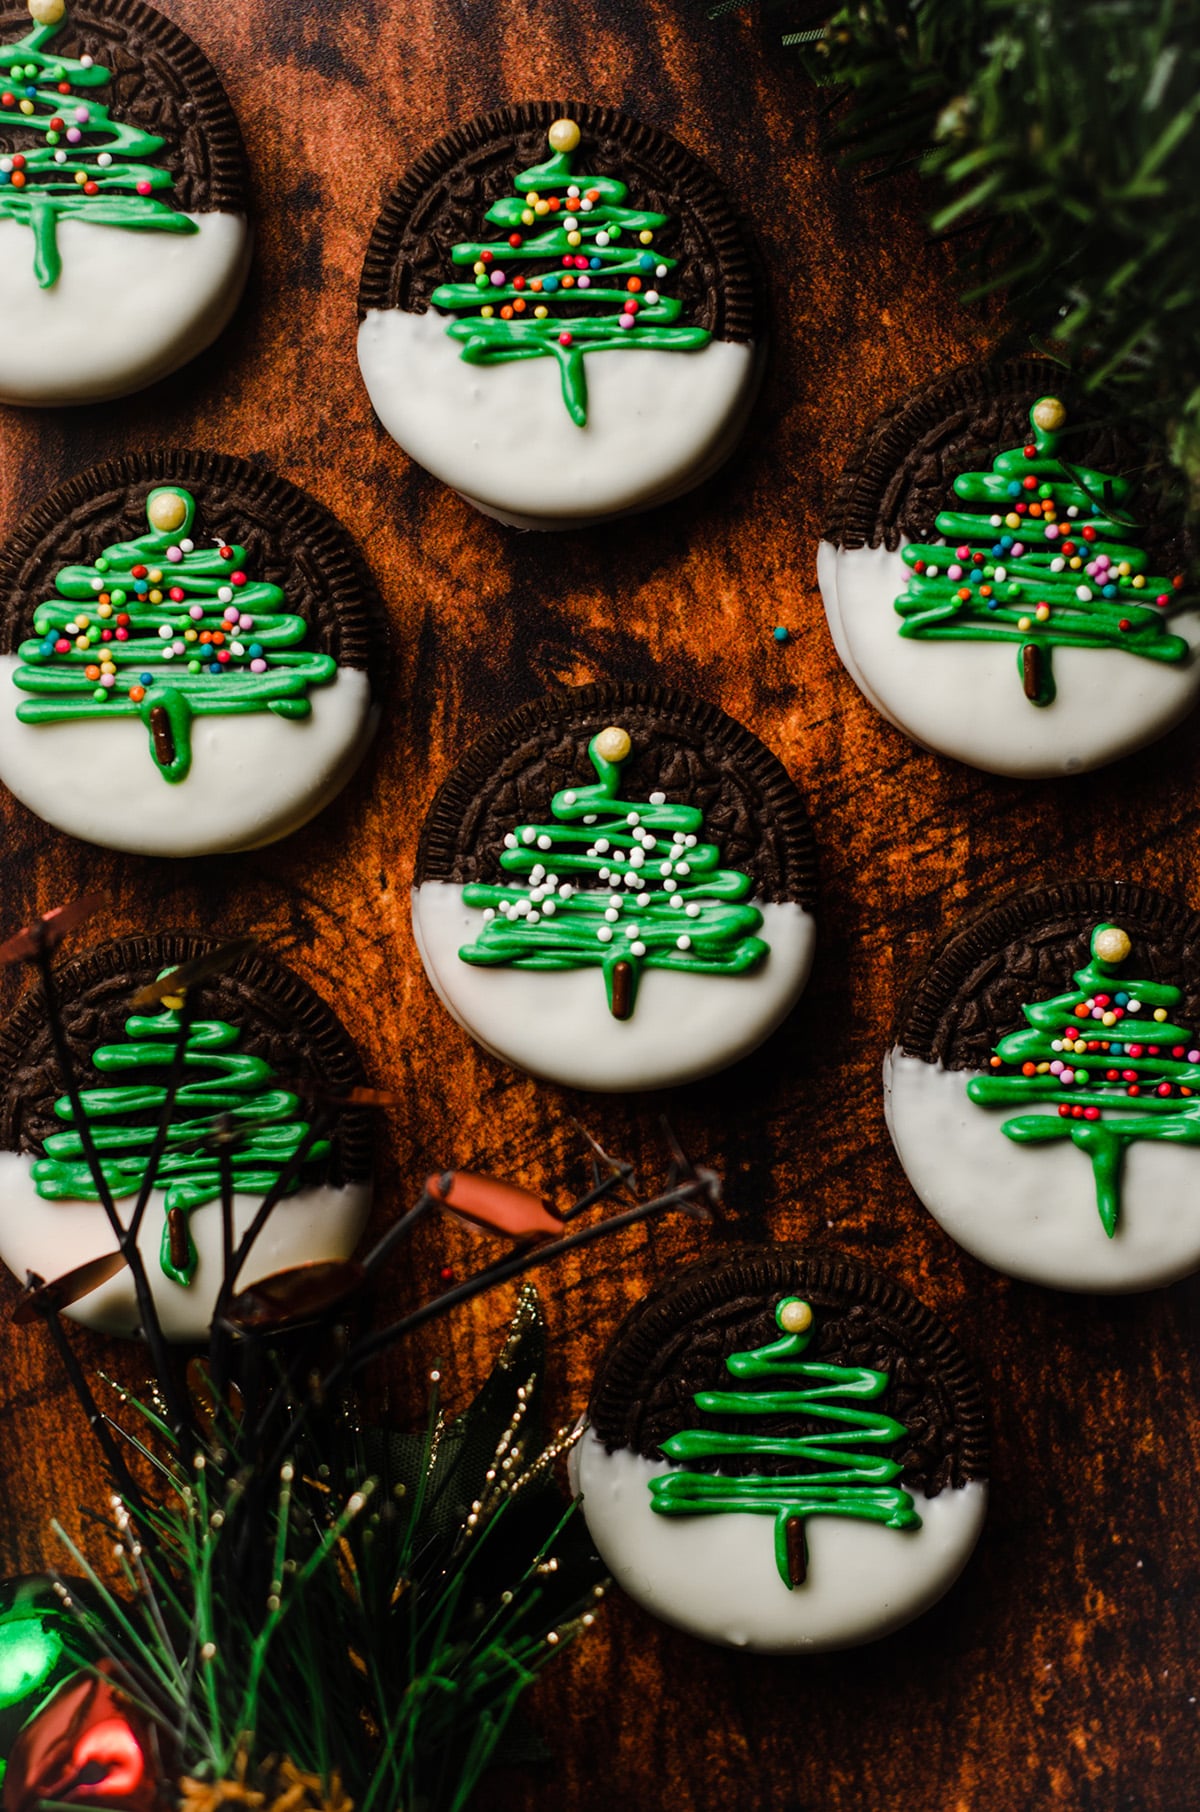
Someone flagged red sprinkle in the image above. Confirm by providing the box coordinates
[508,233,522,248]
[1023,475,1038,490]
[1082,525,1097,541]
[231,571,247,587]
[131,565,148,579]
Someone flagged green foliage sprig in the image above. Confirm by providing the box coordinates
[753,0,1200,511]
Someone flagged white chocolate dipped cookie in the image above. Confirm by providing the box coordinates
[887,882,1200,1291]
[0,0,250,405]
[575,1246,988,1652]
[0,451,383,855]
[0,932,374,1341]
[818,360,1199,777]
[357,104,761,529]
[411,683,818,1092]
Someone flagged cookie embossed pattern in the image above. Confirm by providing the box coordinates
[0,0,250,404]
[357,103,761,528]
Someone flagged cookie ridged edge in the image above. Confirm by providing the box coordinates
[821,354,1118,552]
[413,679,818,911]
[893,879,1200,1069]
[587,1242,989,1484]
[0,448,387,683]
[0,0,249,214]
[356,98,756,343]
[0,931,373,1185]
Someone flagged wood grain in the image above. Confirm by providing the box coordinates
[0,3,1197,1809]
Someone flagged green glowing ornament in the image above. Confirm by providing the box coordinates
[0,1576,87,1765]
[894,398,1187,707]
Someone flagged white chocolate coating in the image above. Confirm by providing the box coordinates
[411,881,815,1091]
[357,308,758,528]
[884,1049,1200,1291]
[0,213,251,406]
[817,541,1200,778]
[0,656,377,855]
[0,1150,371,1341]
[573,1429,987,1652]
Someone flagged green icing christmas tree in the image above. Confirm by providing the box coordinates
[0,0,196,289]
[459,724,769,1021]
[967,923,1200,1237]
[429,116,711,426]
[32,985,327,1286]
[649,1296,919,1588]
[13,484,337,784]
[895,396,1187,706]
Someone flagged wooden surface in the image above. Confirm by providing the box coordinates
[1,2,1198,1808]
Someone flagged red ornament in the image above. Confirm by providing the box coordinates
[218,545,234,559]
[1023,444,1037,457]
[3,1660,166,1812]
[508,233,522,248]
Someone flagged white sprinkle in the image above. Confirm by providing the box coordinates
[624,873,640,888]
[230,641,245,656]
[993,566,1007,582]
[542,900,556,916]
[656,263,667,277]
[597,926,613,943]
[537,834,552,849]
[180,538,194,553]
[595,230,610,246]
[649,790,666,804]
[558,884,574,899]
[583,814,597,824]
[97,151,112,166]
[567,185,580,198]
[631,941,646,957]
[625,924,640,938]
[605,907,620,922]
[637,893,651,908]
[1128,999,1142,1013]
[483,907,495,921]
[685,834,697,848]
[527,911,540,924]
[659,862,673,876]
[676,935,692,951]
[626,812,640,825]
[1075,585,1092,601]
[158,623,173,639]
[686,902,701,918]
[989,515,1002,529]
[531,863,545,880]
[1067,505,1079,518]
[676,862,690,876]
[580,198,593,211]
[595,838,610,853]
[514,899,531,916]
[162,648,175,660]
[630,848,644,867]
[54,149,67,164]
[91,577,104,592]
[598,867,610,880]
[521,827,536,844]
[504,833,517,849]
[645,291,659,305]
[562,791,576,805]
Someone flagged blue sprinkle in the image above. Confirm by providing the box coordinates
[1007,481,1021,497]
[139,672,153,686]
[589,257,602,269]
[248,642,263,659]
[1110,1044,1124,1057]
[772,625,790,644]
[24,85,37,97]
[1000,536,1013,550]
[543,275,559,292]
[1115,993,1129,1006]
[638,253,654,270]
[986,600,999,611]
[1102,584,1117,598]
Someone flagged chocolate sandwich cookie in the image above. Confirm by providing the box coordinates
[0,932,373,1340]
[575,1245,988,1652]
[886,881,1200,1290]
[0,449,383,856]
[357,102,761,528]
[412,682,817,1091]
[817,359,1197,777]
[0,0,250,405]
